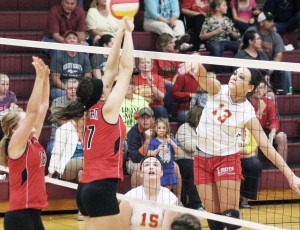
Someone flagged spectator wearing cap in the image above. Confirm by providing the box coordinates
[43,0,86,45]
[50,31,92,99]
[244,11,292,94]
[264,0,300,49]
[126,107,155,188]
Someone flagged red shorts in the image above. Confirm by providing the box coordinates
[194,153,243,184]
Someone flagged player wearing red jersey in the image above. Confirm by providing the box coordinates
[51,17,134,230]
[0,57,50,230]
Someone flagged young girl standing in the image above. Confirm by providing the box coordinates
[148,118,181,200]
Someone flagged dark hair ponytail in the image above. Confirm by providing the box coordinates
[246,68,263,100]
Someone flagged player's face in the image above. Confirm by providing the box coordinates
[155,122,167,138]
[228,68,253,96]
[61,0,77,14]
[141,157,163,179]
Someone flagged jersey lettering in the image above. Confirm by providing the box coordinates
[140,213,159,228]
[212,104,232,123]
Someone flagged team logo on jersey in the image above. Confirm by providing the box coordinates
[39,150,47,167]
[212,104,232,123]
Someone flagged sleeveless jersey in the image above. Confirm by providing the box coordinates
[8,137,48,211]
[80,101,126,183]
[196,85,256,156]
[125,186,178,229]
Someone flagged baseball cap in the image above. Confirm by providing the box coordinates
[138,107,154,117]
[257,11,274,22]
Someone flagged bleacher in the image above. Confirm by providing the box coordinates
[0,0,300,213]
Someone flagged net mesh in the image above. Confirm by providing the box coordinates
[0,37,299,230]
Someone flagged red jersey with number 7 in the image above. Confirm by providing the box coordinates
[80,101,126,183]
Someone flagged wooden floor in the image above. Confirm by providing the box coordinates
[0,203,299,230]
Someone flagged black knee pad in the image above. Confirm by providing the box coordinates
[222,209,240,230]
[207,213,224,230]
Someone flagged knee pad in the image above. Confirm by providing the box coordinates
[207,213,224,230]
[222,209,240,230]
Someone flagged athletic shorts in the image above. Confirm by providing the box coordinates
[4,209,44,230]
[77,178,119,217]
[194,153,243,184]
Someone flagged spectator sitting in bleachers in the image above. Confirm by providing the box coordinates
[234,30,276,102]
[175,106,204,211]
[46,79,78,166]
[127,107,156,188]
[230,0,260,34]
[171,67,201,123]
[120,78,149,133]
[42,0,87,50]
[90,34,114,79]
[143,0,192,52]
[134,58,168,119]
[245,11,292,94]
[86,0,120,45]
[154,33,181,119]
[48,116,84,182]
[250,81,288,162]
[50,31,92,99]
[0,74,18,120]
[0,74,18,140]
[200,0,241,73]
[236,128,262,208]
[180,0,211,51]
[264,0,300,49]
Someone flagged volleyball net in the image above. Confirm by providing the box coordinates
[0,37,299,229]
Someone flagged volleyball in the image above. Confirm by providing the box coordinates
[108,0,140,19]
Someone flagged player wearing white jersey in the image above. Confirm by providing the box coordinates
[119,156,178,230]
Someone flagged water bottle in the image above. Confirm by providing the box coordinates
[289,86,293,95]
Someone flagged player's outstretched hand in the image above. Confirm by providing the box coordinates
[289,174,300,195]
[123,17,134,33]
[32,56,49,79]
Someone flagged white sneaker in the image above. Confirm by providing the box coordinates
[76,211,84,221]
